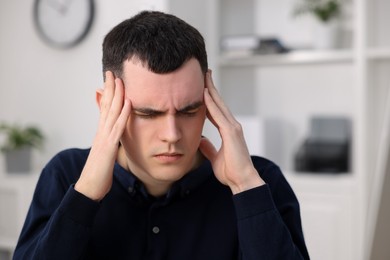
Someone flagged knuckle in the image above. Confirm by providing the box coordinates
[226,121,242,135]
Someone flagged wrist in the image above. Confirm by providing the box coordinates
[75,178,107,202]
[229,169,265,195]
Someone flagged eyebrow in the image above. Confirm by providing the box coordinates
[133,100,204,115]
[178,101,204,112]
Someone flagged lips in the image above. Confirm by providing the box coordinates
[154,153,183,163]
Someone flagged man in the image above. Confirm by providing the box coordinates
[14,11,309,259]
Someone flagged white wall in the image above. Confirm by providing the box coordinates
[0,0,353,172]
[0,0,166,170]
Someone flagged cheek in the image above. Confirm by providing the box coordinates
[195,110,207,129]
[183,115,206,139]
[126,118,155,138]
[122,118,150,148]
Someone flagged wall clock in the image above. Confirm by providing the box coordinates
[33,0,95,49]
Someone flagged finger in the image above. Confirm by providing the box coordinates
[205,88,246,152]
[103,71,116,101]
[100,71,116,122]
[204,89,218,129]
[206,109,217,129]
[205,71,235,124]
[105,78,126,129]
[204,88,230,130]
[111,98,132,142]
[199,137,217,162]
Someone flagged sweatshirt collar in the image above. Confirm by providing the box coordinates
[113,159,213,202]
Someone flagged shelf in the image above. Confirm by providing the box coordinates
[367,48,390,60]
[284,170,353,182]
[283,171,355,195]
[218,49,354,67]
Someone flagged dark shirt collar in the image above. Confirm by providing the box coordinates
[113,158,213,203]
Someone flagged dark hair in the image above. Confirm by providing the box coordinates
[102,10,208,79]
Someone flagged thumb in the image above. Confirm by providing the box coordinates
[199,137,217,162]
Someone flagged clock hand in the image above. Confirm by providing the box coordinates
[59,0,74,15]
[46,0,67,15]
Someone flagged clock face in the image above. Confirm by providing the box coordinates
[34,0,95,48]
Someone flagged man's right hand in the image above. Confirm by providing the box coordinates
[75,71,131,201]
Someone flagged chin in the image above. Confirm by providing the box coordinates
[149,164,192,182]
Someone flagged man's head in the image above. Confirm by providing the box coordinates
[102,10,208,79]
[99,11,209,196]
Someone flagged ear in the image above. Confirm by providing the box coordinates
[95,89,104,111]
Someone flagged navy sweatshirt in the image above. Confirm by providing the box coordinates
[13,148,309,259]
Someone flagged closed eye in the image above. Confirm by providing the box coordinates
[177,101,204,117]
[133,101,203,119]
[133,109,163,119]
[135,113,156,119]
[178,108,200,117]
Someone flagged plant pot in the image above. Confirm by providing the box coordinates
[4,147,32,173]
[312,19,340,49]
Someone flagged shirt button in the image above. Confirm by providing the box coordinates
[128,186,136,196]
[152,226,160,234]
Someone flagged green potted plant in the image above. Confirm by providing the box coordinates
[293,0,342,49]
[293,0,341,23]
[0,122,45,173]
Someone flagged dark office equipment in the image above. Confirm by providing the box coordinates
[294,116,351,173]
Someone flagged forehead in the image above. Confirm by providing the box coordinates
[122,58,205,108]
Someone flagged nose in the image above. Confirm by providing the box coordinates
[159,115,182,143]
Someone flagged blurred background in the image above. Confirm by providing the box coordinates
[0,0,389,259]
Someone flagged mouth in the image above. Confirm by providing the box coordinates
[154,153,183,163]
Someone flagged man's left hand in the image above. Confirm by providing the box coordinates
[199,70,265,195]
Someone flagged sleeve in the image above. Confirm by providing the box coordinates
[13,165,100,260]
[232,162,310,260]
